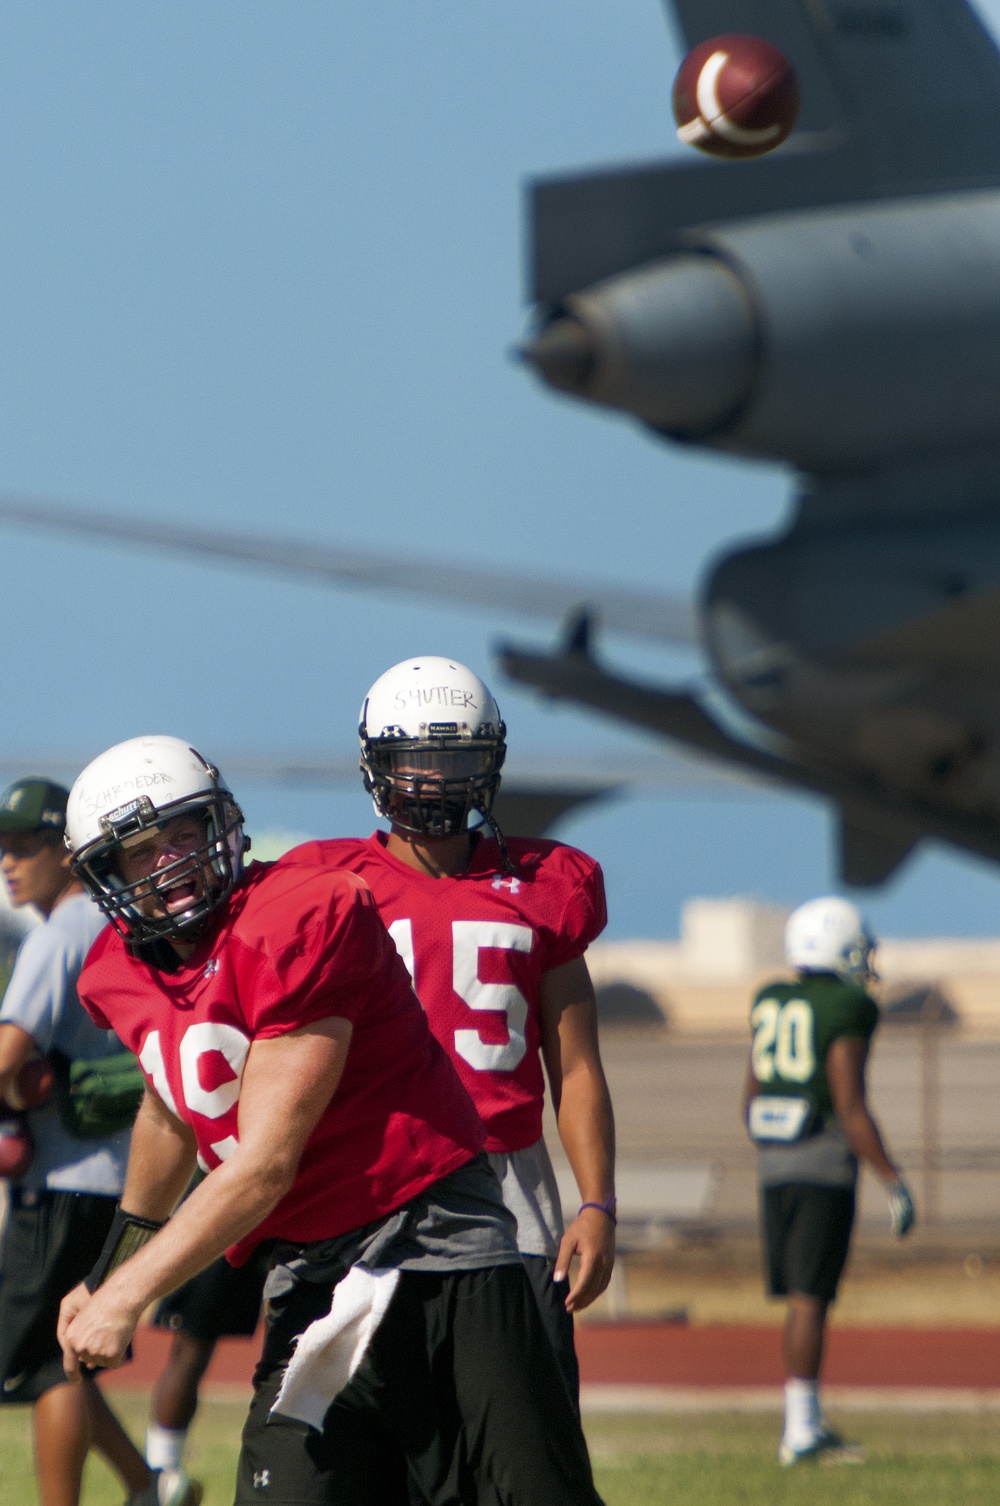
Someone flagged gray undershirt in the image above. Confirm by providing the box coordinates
[756,1121,859,1189]
[264,1154,521,1302]
[488,1138,564,1259]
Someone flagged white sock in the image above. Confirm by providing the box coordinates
[145,1424,187,1472]
[783,1378,821,1448]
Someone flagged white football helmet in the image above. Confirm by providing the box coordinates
[784,896,876,985]
[359,657,506,837]
[66,735,247,945]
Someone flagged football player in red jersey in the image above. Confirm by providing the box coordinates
[281,656,616,1399]
[55,736,605,1506]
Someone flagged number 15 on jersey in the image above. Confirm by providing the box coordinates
[389,918,532,1073]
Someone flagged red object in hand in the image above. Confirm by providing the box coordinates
[673,34,800,159]
[0,1114,33,1178]
[4,1054,56,1111]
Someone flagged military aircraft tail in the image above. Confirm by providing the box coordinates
[671,0,1000,176]
[532,1,1000,302]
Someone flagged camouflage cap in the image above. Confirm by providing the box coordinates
[0,778,70,834]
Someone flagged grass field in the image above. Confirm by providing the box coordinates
[2,1396,1000,1504]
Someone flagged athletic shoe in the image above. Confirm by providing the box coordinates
[159,1470,204,1506]
[779,1427,865,1466]
[125,1467,204,1505]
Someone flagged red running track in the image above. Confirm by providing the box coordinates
[102,1322,1000,1392]
[574,1323,1000,1389]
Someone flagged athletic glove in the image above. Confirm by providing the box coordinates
[887,1180,915,1239]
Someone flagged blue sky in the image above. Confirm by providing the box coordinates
[2,1,1000,939]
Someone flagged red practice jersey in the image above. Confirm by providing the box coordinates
[280,834,607,1153]
[77,861,485,1262]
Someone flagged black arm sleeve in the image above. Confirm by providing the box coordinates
[85,1206,165,1292]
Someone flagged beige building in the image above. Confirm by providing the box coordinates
[589,899,1000,1037]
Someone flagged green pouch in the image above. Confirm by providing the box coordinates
[53,1049,145,1139]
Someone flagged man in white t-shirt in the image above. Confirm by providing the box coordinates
[0,778,199,1506]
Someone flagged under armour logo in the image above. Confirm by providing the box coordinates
[253,1468,270,1489]
[203,959,219,978]
[492,875,521,894]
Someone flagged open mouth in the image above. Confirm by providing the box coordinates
[158,877,201,912]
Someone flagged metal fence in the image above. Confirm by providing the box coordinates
[544,1024,1000,1244]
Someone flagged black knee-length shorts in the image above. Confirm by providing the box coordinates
[236,1261,603,1506]
[761,1182,856,1303]
[152,1250,268,1343]
[0,1188,118,1403]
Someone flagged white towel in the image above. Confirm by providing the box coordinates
[270,1265,401,1430]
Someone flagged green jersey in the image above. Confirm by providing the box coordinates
[750,972,878,1189]
[750,972,878,1116]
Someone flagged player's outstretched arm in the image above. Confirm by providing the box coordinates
[59,1016,353,1378]
[540,955,616,1312]
[122,1084,201,1220]
[828,1036,914,1236]
[827,1037,898,1180]
[57,1083,200,1376]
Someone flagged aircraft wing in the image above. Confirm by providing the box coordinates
[0,745,764,844]
[0,496,696,649]
[0,747,756,796]
[499,628,1000,884]
[532,0,1000,302]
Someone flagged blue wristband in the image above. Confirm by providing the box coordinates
[579,1197,617,1225]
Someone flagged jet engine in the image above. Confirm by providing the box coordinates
[527,191,1000,473]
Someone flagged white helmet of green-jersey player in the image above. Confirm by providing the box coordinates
[66,735,248,946]
[359,656,506,838]
[784,896,877,985]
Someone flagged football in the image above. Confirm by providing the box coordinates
[0,1114,33,1178]
[5,1053,56,1111]
[673,34,800,159]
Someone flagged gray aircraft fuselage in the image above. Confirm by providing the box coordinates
[530,189,1000,825]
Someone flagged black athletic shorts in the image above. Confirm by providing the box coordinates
[522,1253,580,1407]
[153,1251,268,1343]
[761,1182,856,1303]
[0,1188,119,1404]
[236,1262,603,1506]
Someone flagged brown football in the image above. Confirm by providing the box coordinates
[673,34,800,160]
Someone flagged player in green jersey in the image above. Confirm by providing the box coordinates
[744,897,915,1466]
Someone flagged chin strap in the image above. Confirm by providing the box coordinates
[85,1207,165,1291]
[480,810,516,874]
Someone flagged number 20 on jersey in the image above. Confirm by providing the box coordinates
[751,997,816,1084]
